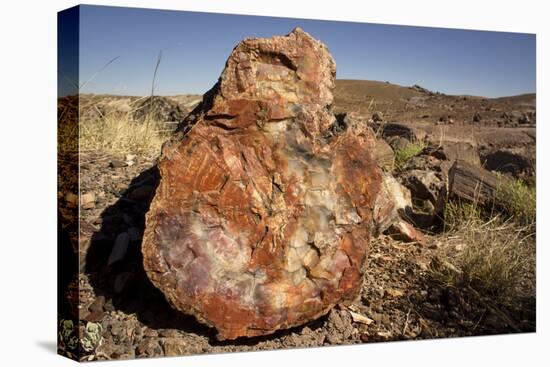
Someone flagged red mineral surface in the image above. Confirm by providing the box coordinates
[142,28,383,340]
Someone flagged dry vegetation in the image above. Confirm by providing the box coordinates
[496,177,536,228]
[433,200,535,306]
[78,94,177,157]
[80,111,169,156]
[393,141,426,170]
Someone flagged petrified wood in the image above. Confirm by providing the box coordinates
[142,28,383,340]
[448,159,499,205]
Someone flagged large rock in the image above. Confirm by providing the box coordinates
[432,141,481,167]
[142,28,383,340]
[481,148,535,178]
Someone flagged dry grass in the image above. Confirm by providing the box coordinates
[496,177,536,229]
[432,201,535,303]
[79,107,170,156]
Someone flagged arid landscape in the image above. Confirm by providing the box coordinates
[58,76,535,360]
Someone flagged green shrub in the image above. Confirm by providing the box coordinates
[496,178,536,228]
[393,141,425,170]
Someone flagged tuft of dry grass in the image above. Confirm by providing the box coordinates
[79,107,170,156]
[431,201,535,303]
[496,177,536,229]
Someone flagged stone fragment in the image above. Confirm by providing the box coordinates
[80,192,96,210]
[448,159,499,206]
[386,220,425,243]
[373,173,412,234]
[110,159,127,168]
[142,28,383,340]
[401,169,444,204]
[431,141,481,167]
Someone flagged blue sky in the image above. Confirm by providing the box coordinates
[64,5,536,98]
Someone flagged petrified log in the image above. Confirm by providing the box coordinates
[448,159,498,205]
[142,28,383,340]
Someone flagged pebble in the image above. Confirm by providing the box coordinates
[110,159,127,168]
[81,192,96,210]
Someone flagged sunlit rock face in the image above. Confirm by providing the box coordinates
[142,28,383,340]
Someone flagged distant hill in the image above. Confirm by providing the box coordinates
[332,79,536,126]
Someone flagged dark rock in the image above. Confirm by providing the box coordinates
[378,123,417,141]
[473,112,482,123]
[481,148,535,178]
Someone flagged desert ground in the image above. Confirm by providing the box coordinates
[57,79,535,361]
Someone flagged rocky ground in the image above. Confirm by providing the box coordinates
[58,80,536,361]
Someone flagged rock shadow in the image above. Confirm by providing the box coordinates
[85,165,213,338]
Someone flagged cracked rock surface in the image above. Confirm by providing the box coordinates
[142,28,383,340]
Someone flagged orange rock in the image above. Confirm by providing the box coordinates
[387,220,426,243]
[142,28,383,340]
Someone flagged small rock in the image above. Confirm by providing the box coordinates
[162,338,186,357]
[385,288,404,298]
[110,159,127,168]
[473,112,482,123]
[80,192,96,210]
[376,330,393,341]
[349,311,374,325]
[107,232,130,266]
[137,338,162,357]
[386,220,425,243]
[125,154,137,166]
